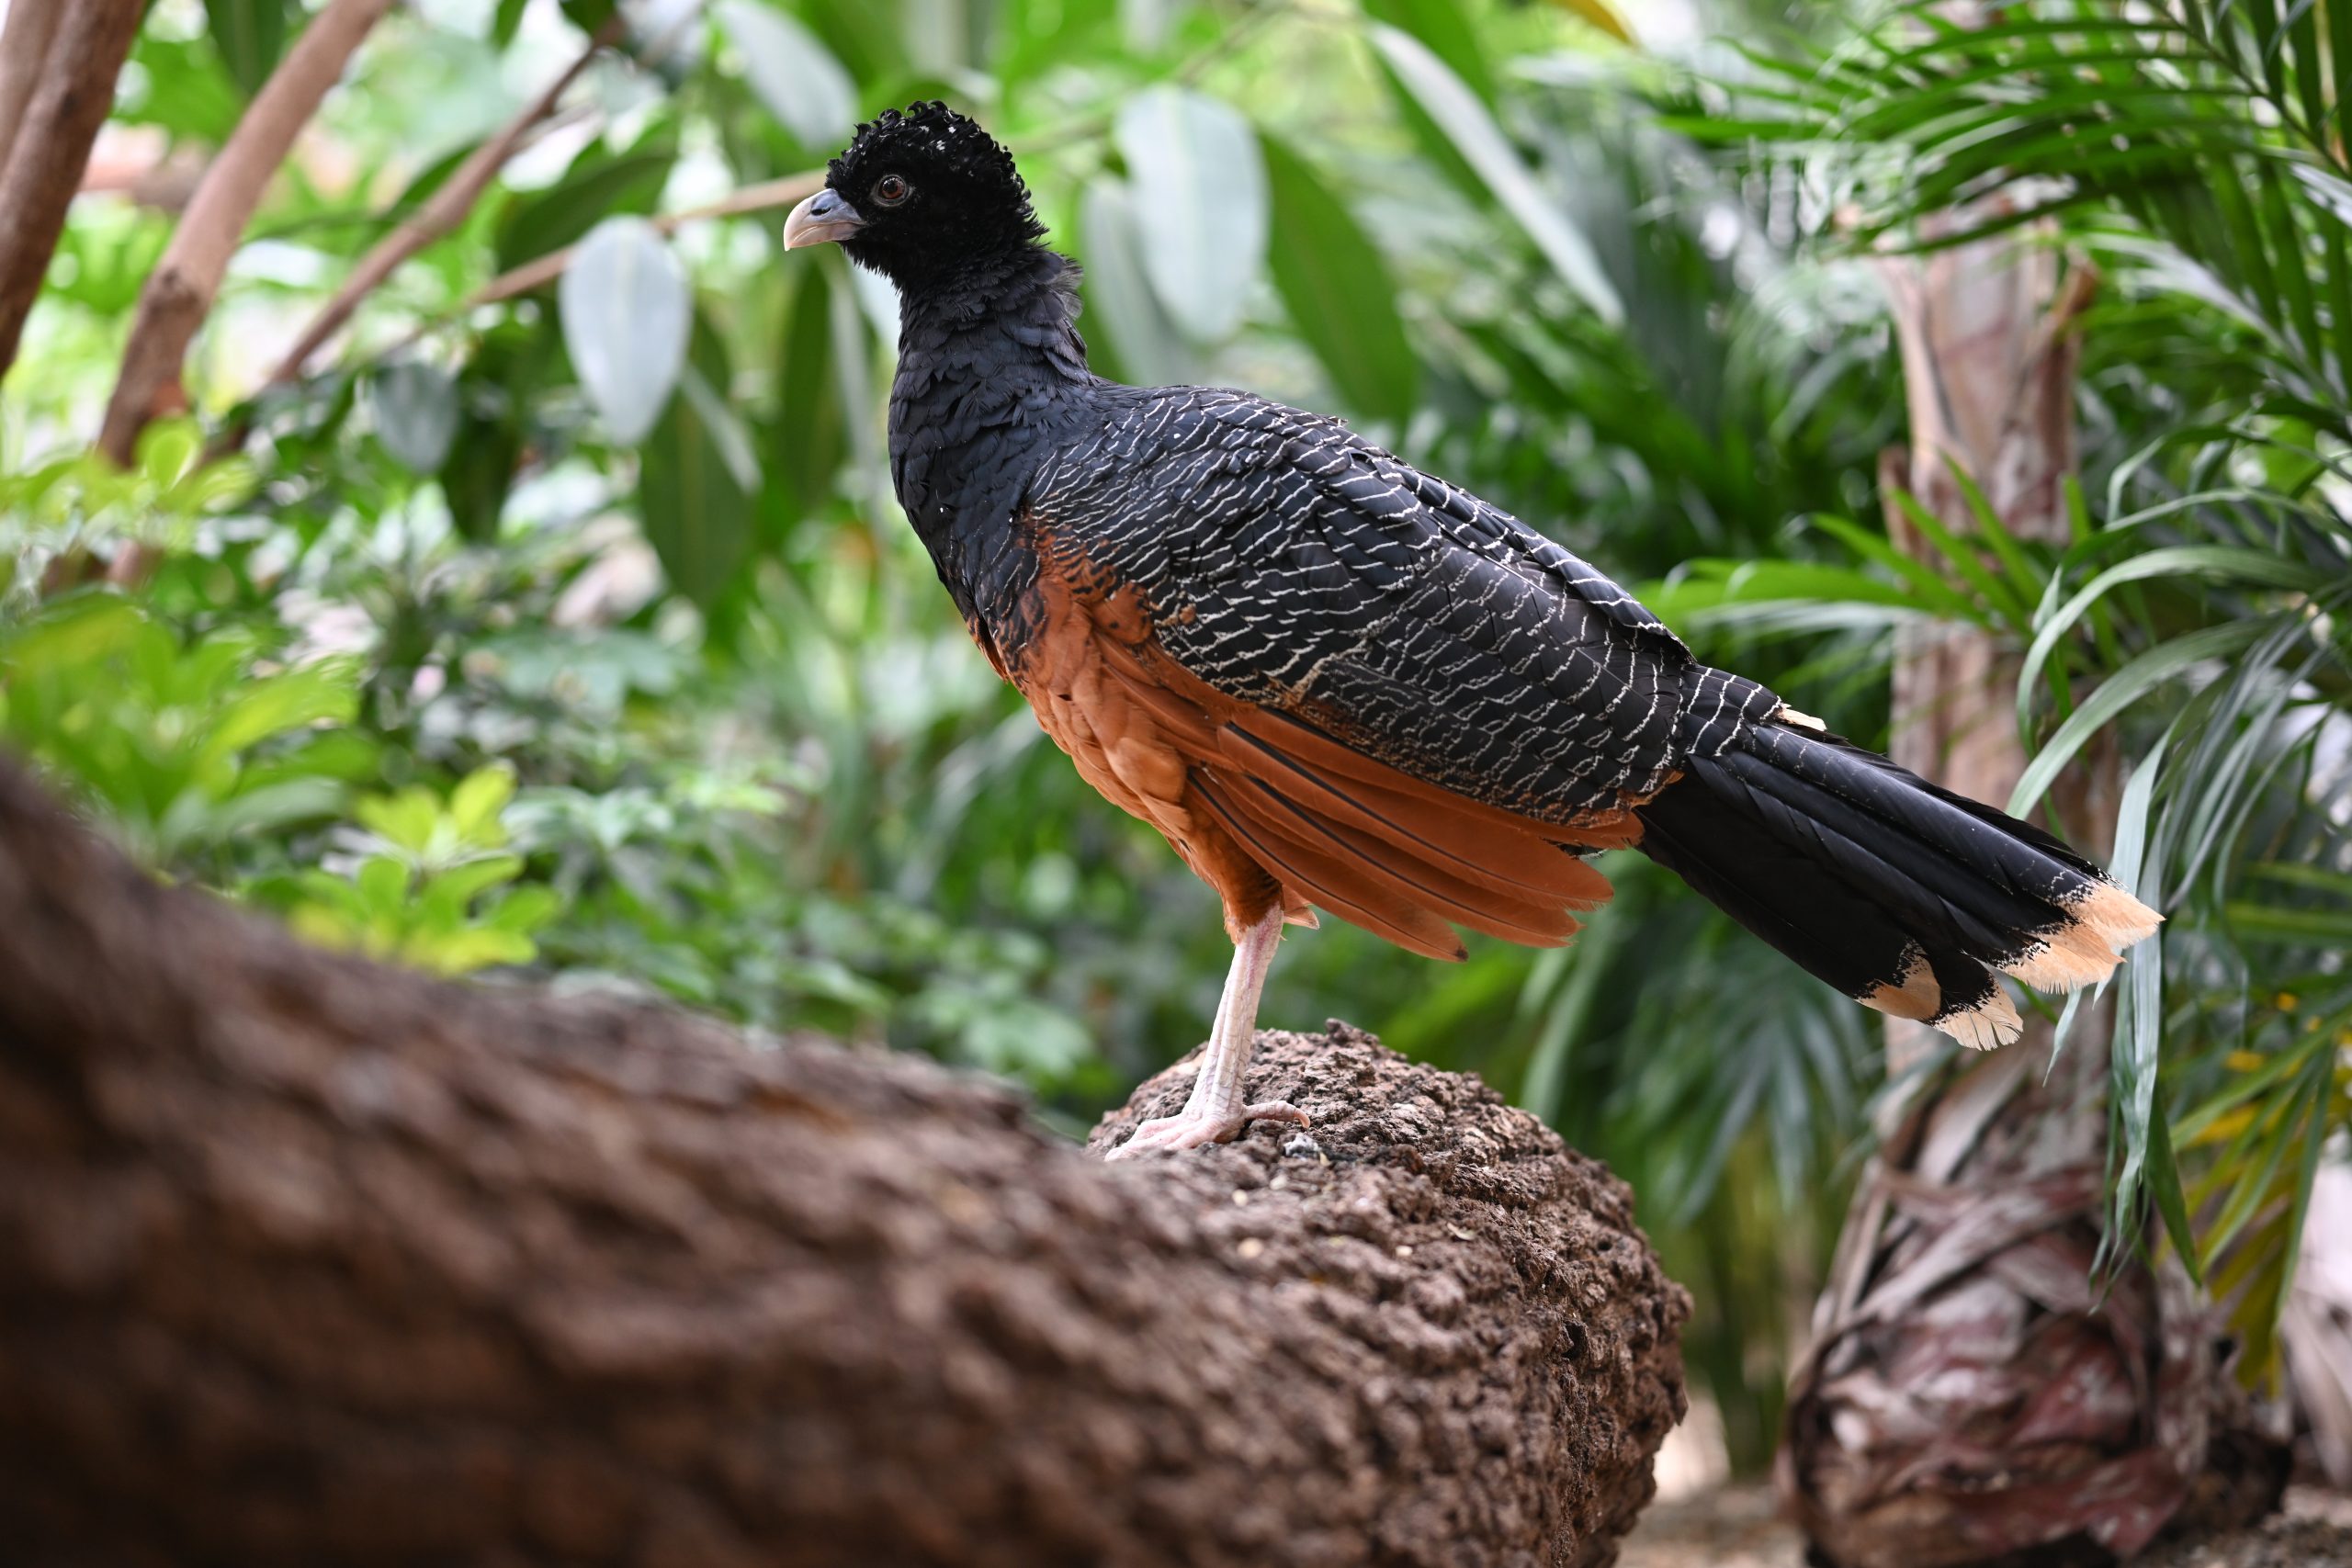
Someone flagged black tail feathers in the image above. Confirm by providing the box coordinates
[1634,702,2160,1049]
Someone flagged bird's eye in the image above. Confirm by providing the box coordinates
[872,175,911,207]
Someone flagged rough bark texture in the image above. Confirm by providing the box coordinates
[0,0,143,381]
[0,754,1687,1568]
[1781,203,2286,1564]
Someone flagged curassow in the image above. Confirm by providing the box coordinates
[783,103,2159,1158]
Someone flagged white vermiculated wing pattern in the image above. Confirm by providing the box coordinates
[1023,388,1783,825]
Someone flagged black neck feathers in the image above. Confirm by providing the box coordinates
[886,245,1097,619]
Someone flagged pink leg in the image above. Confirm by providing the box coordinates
[1104,906,1307,1159]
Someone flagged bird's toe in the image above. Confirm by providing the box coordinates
[1104,1101,1308,1160]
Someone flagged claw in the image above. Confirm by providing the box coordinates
[1104,1100,1308,1160]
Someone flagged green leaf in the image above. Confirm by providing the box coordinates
[448,765,517,840]
[639,326,754,608]
[1078,175,1199,387]
[1362,0,1497,102]
[426,854,526,910]
[438,324,550,542]
[1259,135,1419,424]
[368,362,458,473]
[2145,1100,2201,1284]
[496,151,675,272]
[560,217,691,445]
[199,665,358,767]
[356,854,413,911]
[717,0,856,149]
[357,790,442,856]
[1114,87,1268,343]
[440,409,522,544]
[122,36,245,143]
[1368,26,1623,323]
[2017,547,2331,727]
[2009,618,2271,818]
[773,262,845,518]
[204,0,289,98]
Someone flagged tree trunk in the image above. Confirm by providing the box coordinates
[0,0,143,381]
[1779,219,2286,1565]
[0,754,1689,1568]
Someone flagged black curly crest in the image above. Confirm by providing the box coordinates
[820,101,1045,288]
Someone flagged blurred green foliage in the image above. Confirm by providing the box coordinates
[4,0,2345,1467]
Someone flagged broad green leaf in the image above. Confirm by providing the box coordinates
[1078,175,1200,386]
[441,408,522,543]
[560,217,691,445]
[774,263,845,517]
[560,0,616,36]
[424,854,526,911]
[717,0,856,150]
[205,0,289,98]
[121,37,244,143]
[1260,135,1419,424]
[796,0,907,84]
[1363,0,1497,102]
[1369,26,1623,323]
[358,791,441,856]
[2109,864,2166,1257]
[449,765,517,840]
[639,324,755,608]
[1885,491,2029,628]
[200,666,357,766]
[368,362,458,473]
[1114,87,1268,343]
[136,419,201,490]
[356,853,412,910]
[496,150,674,272]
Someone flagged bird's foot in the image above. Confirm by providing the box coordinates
[1104,1100,1308,1160]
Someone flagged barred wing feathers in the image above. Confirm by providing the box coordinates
[1006,388,2156,1045]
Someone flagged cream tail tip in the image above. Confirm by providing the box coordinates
[1935,985,2023,1052]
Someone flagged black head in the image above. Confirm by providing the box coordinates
[783,102,1046,289]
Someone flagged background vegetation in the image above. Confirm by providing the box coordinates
[2,0,2345,1478]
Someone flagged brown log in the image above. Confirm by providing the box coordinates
[0,0,143,381]
[0,753,1688,1567]
[95,0,397,466]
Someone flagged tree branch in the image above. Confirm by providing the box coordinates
[95,0,397,467]
[247,15,625,401]
[0,0,65,175]
[467,169,824,308]
[0,751,1688,1566]
[0,0,143,382]
[354,167,826,369]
